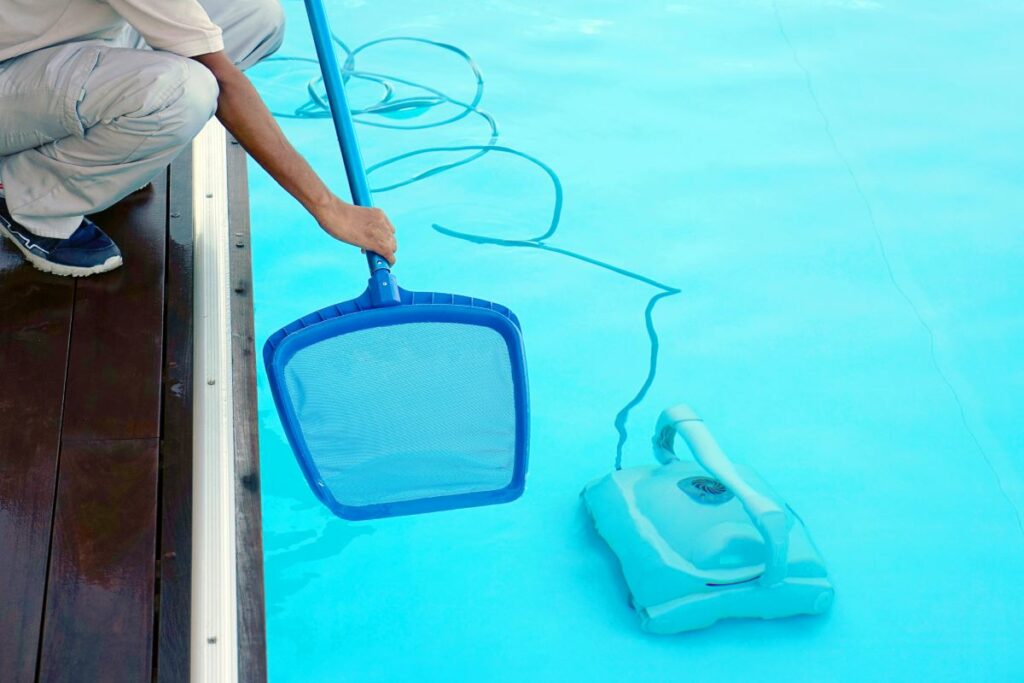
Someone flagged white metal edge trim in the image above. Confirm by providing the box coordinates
[191,119,239,683]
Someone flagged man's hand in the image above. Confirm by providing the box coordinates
[315,196,397,264]
[191,51,397,264]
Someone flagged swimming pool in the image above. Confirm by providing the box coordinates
[247,1,1024,680]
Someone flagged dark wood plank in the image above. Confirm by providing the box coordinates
[0,215,75,683]
[226,135,269,683]
[60,176,168,440]
[38,174,169,680]
[155,151,196,683]
[36,438,159,683]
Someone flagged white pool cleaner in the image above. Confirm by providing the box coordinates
[582,405,833,634]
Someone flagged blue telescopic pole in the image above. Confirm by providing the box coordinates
[303,0,400,305]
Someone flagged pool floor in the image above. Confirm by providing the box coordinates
[248,1,1024,680]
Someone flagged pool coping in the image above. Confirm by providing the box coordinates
[189,120,267,683]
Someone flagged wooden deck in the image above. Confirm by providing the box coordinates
[0,143,266,682]
[227,135,268,683]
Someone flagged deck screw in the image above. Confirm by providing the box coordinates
[235,241,244,248]
[207,636,217,644]
[205,192,213,198]
[207,379,216,385]
[170,211,181,218]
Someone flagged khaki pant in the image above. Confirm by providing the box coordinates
[0,0,285,238]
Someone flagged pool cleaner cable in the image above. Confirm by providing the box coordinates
[257,29,680,469]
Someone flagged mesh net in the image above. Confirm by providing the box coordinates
[282,321,518,507]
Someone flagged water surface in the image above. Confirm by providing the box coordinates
[248,1,1024,680]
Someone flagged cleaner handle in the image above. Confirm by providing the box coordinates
[303,0,401,302]
[653,405,789,586]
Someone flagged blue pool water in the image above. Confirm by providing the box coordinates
[247,1,1024,680]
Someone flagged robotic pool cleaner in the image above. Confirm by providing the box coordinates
[582,405,834,634]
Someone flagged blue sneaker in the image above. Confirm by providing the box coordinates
[0,200,122,277]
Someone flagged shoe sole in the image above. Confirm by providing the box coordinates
[0,219,123,278]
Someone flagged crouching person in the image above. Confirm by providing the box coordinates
[0,0,396,277]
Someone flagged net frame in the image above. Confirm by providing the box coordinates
[264,287,529,520]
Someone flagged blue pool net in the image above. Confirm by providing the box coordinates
[279,320,520,511]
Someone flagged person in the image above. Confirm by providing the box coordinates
[0,0,397,277]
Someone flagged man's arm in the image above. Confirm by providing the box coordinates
[192,51,397,264]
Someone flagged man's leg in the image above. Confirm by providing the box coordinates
[0,43,219,239]
[200,0,286,69]
[116,0,285,71]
